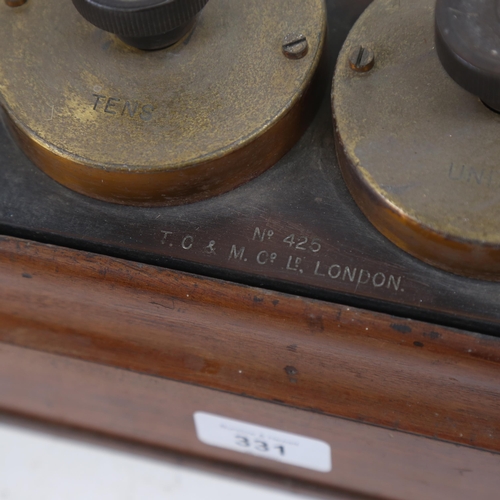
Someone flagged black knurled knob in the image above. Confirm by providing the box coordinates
[435,0,500,112]
[72,0,210,50]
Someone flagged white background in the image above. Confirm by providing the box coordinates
[0,421,326,500]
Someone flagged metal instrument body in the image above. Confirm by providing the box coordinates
[1,2,500,499]
[333,0,500,280]
[0,0,500,334]
[0,0,326,205]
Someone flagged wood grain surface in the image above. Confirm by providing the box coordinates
[1,343,500,500]
[0,235,499,456]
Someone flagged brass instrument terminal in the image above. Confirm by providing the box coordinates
[333,0,500,280]
[0,0,326,206]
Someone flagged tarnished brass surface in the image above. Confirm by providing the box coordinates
[333,0,500,280]
[0,0,326,205]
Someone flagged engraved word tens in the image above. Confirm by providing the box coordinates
[92,93,154,122]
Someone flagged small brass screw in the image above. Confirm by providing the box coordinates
[349,46,375,72]
[5,0,27,6]
[282,33,308,60]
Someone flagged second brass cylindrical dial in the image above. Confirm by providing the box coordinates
[333,0,500,281]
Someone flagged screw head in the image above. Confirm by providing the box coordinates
[282,33,308,60]
[349,46,375,72]
[5,0,27,6]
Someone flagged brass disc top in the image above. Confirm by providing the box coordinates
[333,0,500,280]
[0,0,326,205]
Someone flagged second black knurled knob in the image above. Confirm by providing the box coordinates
[435,0,500,112]
[72,0,210,50]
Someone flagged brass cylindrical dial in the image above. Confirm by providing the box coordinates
[0,0,327,206]
[333,0,500,280]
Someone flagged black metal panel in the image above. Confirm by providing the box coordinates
[1,0,499,335]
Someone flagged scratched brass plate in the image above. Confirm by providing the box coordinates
[0,0,326,205]
[333,0,500,280]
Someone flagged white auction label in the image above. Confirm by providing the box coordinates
[193,412,332,473]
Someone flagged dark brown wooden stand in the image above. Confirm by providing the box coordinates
[1,235,499,499]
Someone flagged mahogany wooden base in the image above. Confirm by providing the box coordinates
[0,236,499,498]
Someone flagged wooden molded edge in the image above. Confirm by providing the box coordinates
[0,235,499,452]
